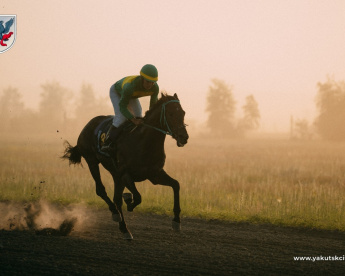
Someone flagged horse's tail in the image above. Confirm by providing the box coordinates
[61,141,82,166]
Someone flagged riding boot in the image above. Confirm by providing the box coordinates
[101,125,121,153]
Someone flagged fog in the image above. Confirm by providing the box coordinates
[1,0,345,132]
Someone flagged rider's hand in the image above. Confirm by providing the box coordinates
[131,118,143,126]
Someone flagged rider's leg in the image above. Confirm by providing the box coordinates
[101,124,122,152]
[109,84,142,126]
[109,84,126,128]
[101,85,125,153]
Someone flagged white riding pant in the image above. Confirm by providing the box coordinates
[109,84,142,127]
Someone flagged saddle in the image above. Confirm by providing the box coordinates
[94,116,137,157]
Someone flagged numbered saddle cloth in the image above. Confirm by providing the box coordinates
[94,116,114,156]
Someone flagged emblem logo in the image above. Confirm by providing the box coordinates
[0,15,16,54]
[101,133,106,144]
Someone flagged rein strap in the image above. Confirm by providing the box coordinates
[143,99,180,136]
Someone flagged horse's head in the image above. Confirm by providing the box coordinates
[164,93,189,147]
[145,93,189,147]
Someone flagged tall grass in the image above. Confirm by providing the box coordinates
[1,134,345,231]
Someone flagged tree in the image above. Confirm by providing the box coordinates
[238,95,260,132]
[206,79,236,136]
[74,83,112,128]
[75,83,97,121]
[0,87,25,131]
[314,77,345,140]
[0,87,25,118]
[38,81,71,130]
[294,119,311,140]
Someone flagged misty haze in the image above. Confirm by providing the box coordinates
[1,1,345,275]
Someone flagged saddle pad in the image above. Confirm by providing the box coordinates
[94,116,114,157]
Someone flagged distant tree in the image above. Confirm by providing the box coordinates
[0,87,40,133]
[0,87,25,131]
[0,87,25,118]
[74,83,112,125]
[314,77,345,140]
[75,83,97,120]
[39,81,71,129]
[294,119,311,140]
[238,95,260,132]
[206,79,236,136]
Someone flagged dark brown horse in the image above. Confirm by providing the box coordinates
[62,93,189,239]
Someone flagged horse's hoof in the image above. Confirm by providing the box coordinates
[172,220,181,231]
[123,232,133,240]
[112,213,122,222]
[123,193,133,204]
[127,206,134,212]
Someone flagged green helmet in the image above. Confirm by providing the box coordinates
[140,64,158,82]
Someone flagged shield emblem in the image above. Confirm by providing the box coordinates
[0,15,16,54]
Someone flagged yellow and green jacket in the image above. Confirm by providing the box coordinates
[114,75,159,120]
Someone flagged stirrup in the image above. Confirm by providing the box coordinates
[101,141,116,153]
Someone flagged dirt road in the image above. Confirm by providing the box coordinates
[1,208,345,275]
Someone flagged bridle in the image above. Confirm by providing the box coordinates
[142,100,187,137]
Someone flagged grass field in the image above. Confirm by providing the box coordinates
[1,133,345,231]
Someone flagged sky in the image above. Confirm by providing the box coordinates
[1,0,345,132]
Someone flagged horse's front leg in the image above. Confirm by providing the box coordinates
[112,174,133,240]
[149,169,181,231]
[121,173,142,212]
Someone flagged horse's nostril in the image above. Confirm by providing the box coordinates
[178,135,188,145]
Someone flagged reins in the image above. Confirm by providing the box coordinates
[143,99,180,136]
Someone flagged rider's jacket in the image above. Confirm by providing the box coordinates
[114,75,159,120]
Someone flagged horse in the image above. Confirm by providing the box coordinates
[62,93,189,239]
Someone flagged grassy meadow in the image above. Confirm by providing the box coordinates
[1,133,345,231]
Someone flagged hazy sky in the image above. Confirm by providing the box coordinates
[1,0,345,131]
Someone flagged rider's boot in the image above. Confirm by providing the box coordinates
[101,125,121,154]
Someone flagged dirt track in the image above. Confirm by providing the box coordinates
[1,208,345,275]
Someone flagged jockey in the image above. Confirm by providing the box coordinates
[101,64,159,152]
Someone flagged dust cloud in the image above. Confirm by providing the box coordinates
[0,200,89,236]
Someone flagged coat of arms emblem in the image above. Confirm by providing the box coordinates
[0,15,16,54]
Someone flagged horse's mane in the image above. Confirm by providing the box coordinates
[144,93,177,119]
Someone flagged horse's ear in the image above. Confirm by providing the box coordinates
[174,93,179,100]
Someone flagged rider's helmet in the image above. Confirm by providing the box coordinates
[140,64,158,82]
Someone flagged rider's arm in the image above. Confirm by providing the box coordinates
[149,84,159,109]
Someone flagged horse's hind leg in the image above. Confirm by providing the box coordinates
[86,160,121,221]
[121,173,142,212]
[149,170,181,231]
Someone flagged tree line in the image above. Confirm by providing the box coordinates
[205,77,345,140]
[1,77,345,140]
[205,79,260,138]
[0,82,113,135]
